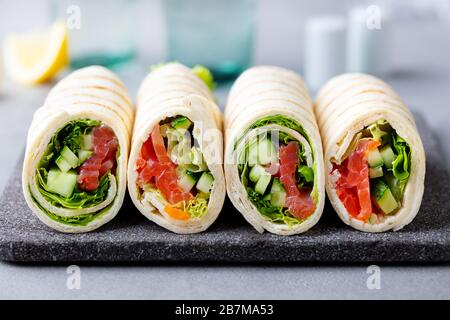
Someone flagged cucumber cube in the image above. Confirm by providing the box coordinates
[47,168,77,198]
[372,179,398,214]
[249,165,266,183]
[384,172,402,201]
[270,178,285,193]
[269,178,286,207]
[247,138,277,167]
[270,190,286,207]
[78,150,93,164]
[369,166,383,179]
[247,142,259,166]
[60,146,79,168]
[377,187,398,214]
[81,134,93,150]
[178,170,199,193]
[55,155,72,173]
[258,138,277,165]
[255,173,271,195]
[380,145,396,169]
[368,148,384,168]
[196,172,214,193]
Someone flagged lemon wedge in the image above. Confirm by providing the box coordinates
[3,21,69,85]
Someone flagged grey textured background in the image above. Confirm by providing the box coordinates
[0,0,449,299]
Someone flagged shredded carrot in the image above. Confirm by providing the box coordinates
[367,140,381,152]
[164,204,190,221]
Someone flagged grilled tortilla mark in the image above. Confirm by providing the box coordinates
[228,78,310,107]
[55,85,133,109]
[58,102,130,130]
[46,92,134,122]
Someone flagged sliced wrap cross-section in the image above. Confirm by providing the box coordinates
[22,66,133,233]
[224,66,325,235]
[127,63,226,234]
[315,73,426,232]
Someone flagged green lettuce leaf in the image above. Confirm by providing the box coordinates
[248,115,309,140]
[392,134,411,181]
[37,168,111,209]
[298,165,314,185]
[50,119,101,154]
[191,65,216,91]
[150,63,216,91]
[30,188,110,226]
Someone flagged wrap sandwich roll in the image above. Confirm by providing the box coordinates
[224,66,325,235]
[127,63,226,234]
[22,66,133,233]
[315,73,425,232]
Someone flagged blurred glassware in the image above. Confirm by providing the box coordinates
[164,0,256,81]
[346,6,391,75]
[50,0,137,69]
[304,15,346,92]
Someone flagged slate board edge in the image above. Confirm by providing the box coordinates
[1,237,449,263]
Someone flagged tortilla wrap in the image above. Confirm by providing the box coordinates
[315,73,425,232]
[127,63,226,234]
[224,66,325,235]
[22,66,133,233]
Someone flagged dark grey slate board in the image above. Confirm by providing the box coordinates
[0,115,449,263]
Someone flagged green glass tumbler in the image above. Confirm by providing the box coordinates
[164,0,256,81]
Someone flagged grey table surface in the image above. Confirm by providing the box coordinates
[0,0,450,300]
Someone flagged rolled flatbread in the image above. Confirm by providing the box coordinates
[315,73,426,232]
[22,66,133,233]
[224,66,325,235]
[127,63,226,234]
